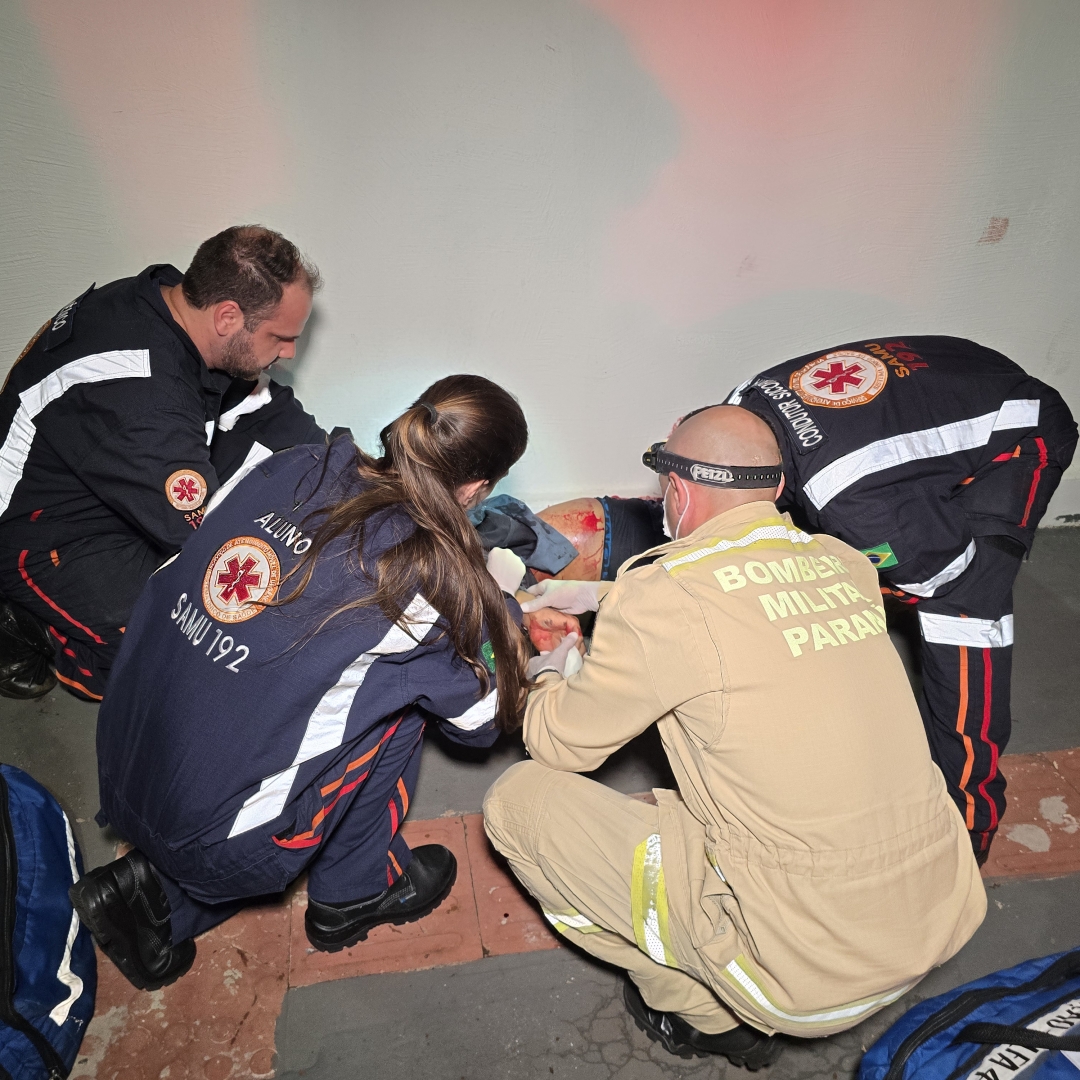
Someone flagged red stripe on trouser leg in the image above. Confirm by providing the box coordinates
[1020,437,1048,528]
[976,648,1000,835]
[388,796,399,836]
[17,550,107,644]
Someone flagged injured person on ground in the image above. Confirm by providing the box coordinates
[69,375,534,990]
[485,404,987,1069]
[527,335,1077,862]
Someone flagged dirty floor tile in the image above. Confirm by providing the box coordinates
[982,753,1080,880]
[72,897,291,1080]
[287,816,483,986]
[461,813,559,958]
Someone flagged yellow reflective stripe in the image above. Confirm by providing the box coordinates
[661,523,813,574]
[722,955,911,1029]
[543,909,603,934]
[631,834,679,969]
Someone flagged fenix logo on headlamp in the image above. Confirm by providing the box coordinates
[690,464,735,485]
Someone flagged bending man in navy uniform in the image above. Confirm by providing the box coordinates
[0,226,330,701]
[531,338,1076,860]
[70,375,532,990]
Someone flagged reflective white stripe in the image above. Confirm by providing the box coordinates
[919,611,1014,648]
[205,419,215,445]
[445,688,498,731]
[544,911,595,930]
[661,524,813,572]
[895,540,976,598]
[640,833,667,964]
[228,593,440,837]
[724,958,910,1026]
[202,441,273,520]
[49,811,84,1026]
[0,350,151,516]
[803,399,1042,510]
[726,378,752,406]
[217,373,273,432]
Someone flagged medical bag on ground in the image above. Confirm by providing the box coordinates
[860,949,1080,1079]
[0,764,96,1079]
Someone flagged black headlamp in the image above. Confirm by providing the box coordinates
[642,442,782,489]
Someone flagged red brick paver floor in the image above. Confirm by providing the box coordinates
[74,750,1080,1077]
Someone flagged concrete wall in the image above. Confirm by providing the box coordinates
[3,0,1079,518]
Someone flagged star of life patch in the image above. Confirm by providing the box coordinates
[166,469,208,510]
[790,351,888,409]
[202,536,280,624]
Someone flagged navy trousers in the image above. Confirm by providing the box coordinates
[114,710,426,941]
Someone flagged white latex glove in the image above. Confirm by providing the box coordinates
[520,579,601,614]
[486,547,527,595]
[526,633,583,679]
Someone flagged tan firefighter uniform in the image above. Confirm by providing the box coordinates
[484,501,986,1038]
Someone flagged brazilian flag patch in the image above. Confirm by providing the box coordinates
[481,641,496,673]
[861,542,898,569]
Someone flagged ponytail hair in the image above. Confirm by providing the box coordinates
[281,374,531,732]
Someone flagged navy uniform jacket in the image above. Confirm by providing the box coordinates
[729,336,1077,596]
[0,265,325,556]
[96,439,504,855]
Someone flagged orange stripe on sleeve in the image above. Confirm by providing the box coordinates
[955,645,976,830]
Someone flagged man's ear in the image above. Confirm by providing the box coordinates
[670,473,691,514]
[775,473,786,501]
[212,300,244,338]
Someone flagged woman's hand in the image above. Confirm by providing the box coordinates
[486,547,526,594]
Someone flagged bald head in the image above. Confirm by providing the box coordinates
[660,406,783,538]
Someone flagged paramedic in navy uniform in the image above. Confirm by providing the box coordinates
[0,226,329,702]
[724,338,1077,862]
[71,375,533,991]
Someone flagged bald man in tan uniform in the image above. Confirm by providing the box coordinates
[484,407,985,1069]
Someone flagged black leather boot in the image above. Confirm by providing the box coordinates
[0,600,56,699]
[623,979,783,1069]
[305,844,457,952]
[69,851,196,991]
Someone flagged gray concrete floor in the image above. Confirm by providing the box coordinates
[0,528,1078,1078]
[274,875,1080,1080]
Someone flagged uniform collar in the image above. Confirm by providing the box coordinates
[686,500,784,540]
[136,265,231,395]
[642,501,791,569]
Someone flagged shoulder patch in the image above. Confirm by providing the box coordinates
[481,640,496,673]
[166,469,208,510]
[43,284,95,352]
[790,351,887,409]
[202,536,280,623]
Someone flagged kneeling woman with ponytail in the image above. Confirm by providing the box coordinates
[72,375,531,990]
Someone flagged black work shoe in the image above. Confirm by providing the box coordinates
[69,850,196,991]
[623,980,783,1069]
[305,844,457,952]
[0,600,56,699]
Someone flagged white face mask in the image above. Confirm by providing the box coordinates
[662,481,689,541]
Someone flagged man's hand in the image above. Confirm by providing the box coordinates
[486,546,526,594]
[521,579,602,614]
[526,632,583,680]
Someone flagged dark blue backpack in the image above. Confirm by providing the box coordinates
[861,950,1080,1079]
[0,765,96,1079]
